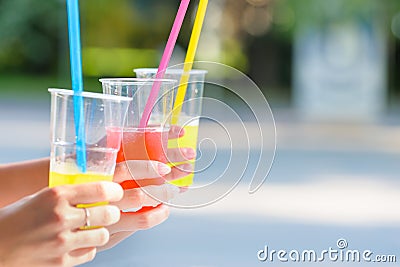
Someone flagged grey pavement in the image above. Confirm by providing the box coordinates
[1,98,399,266]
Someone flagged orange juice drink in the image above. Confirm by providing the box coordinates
[49,170,113,187]
[48,89,130,206]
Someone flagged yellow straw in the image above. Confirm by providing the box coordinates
[171,0,208,125]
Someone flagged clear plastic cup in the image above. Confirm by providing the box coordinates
[48,89,131,188]
[99,78,177,190]
[134,68,207,186]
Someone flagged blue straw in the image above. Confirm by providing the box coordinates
[67,0,86,173]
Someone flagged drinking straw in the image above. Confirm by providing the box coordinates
[171,0,208,125]
[139,0,191,128]
[67,0,86,172]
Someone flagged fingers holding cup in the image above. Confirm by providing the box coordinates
[107,204,170,232]
[76,205,121,229]
[113,184,182,210]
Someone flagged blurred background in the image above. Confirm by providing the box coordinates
[1,0,400,266]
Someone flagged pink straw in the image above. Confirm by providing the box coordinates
[139,0,191,128]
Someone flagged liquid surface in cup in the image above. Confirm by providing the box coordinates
[49,172,113,187]
[49,163,113,210]
[49,144,117,187]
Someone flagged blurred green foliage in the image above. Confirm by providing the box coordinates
[274,0,400,31]
[2,0,398,75]
[0,0,399,102]
[80,0,186,48]
[0,0,64,73]
[0,0,194,76]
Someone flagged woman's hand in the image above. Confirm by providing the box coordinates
[99,126,196,252]
[99,149,195,252]
[0,182,123,267]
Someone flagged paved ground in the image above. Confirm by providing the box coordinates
[1,99,399,266]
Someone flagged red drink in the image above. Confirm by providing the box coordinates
[107,127,169,189]
[117,127,168,163]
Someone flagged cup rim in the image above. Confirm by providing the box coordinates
[48,88,132,102]
[99,78,177,85]
[134,68,208,75]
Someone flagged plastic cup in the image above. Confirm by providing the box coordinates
[134,68,207,187]
[48,89,131,188]
[99,78,177,190]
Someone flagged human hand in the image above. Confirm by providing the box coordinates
[115,125,196,194]
[98,126,195,252]
[98,158,190,252]
[99,147,194,251]
[0,182,123,267]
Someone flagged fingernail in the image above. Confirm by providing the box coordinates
[178,128,185,137]
[106,205,121,224]
[172,126,185,137]
[180,163,193,173]
[158,163,171,176]
[101,182,123,197]
[183,148,196,159]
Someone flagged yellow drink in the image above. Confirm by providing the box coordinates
[168,122,199,187]
[49,172,113,187]
[49,164,113,210]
